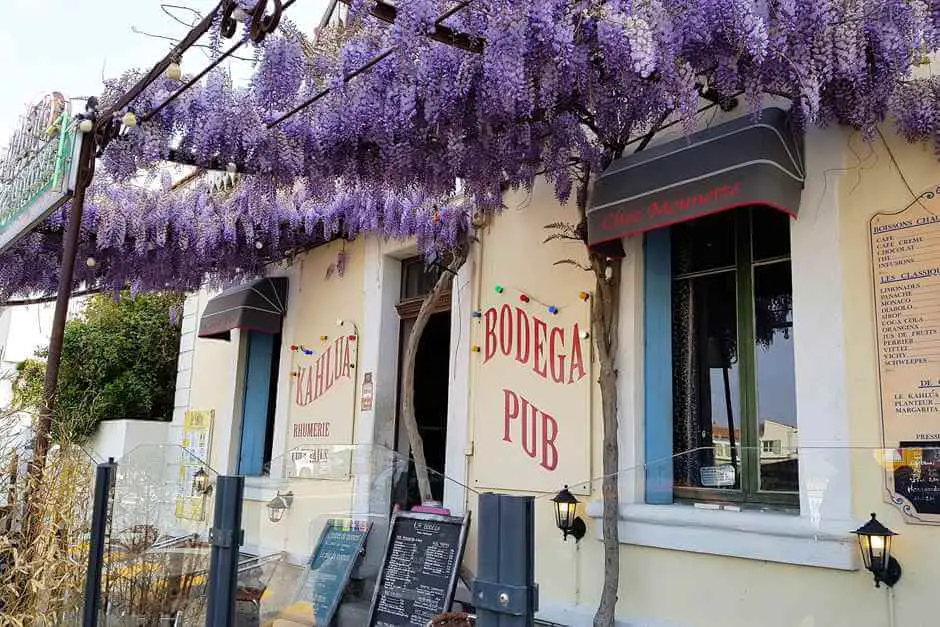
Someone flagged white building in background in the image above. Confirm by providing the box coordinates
[0,301,56,418]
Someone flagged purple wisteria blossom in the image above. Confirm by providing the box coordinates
[3,0,940,299]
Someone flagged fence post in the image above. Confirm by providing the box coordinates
[473,493,538,627]
[205,475,245,627]
[82,457,116,627]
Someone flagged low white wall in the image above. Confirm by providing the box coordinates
[88,419,170,462]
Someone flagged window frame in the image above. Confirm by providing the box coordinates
[668,209,799,509]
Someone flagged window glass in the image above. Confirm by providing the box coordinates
[672,270,741,491]
[671,210,737,276]
[666,206,798,506]
[752,209,791,261]
[754,261,798,493]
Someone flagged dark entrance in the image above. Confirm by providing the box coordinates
[393,256,452,511]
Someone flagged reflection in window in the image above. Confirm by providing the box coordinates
[670,207,798,506]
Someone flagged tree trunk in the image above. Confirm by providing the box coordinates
[400,250,468,504]
[590,250,622,627]
[569,169,622,627]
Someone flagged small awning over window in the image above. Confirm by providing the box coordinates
[198,277,288,341]
[587,107,805,249]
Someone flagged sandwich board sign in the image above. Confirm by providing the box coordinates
[0,93,80,254]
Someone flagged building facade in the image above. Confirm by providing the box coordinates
[168,103,940,626]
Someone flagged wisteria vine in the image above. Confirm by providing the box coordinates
[3,0,940,299]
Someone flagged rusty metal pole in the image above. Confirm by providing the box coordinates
[26,124,95,528]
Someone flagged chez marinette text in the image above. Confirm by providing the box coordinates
[483,304,587,472]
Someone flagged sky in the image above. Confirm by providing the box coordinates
[0,0,329,146]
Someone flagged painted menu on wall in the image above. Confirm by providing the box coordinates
[870,190,940,525]
[472,287,593,494]
[175,409,214,521]
[285,328,359,480]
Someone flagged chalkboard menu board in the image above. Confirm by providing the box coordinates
[368,511,470,627]
[870,192,940,524]
[295,519,371,626]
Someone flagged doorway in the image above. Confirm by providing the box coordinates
[392,257,452,511]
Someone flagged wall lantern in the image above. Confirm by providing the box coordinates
[551,485,586,542]
[267,491,294,523]
[192,467,213,496]
[852,513,901,588]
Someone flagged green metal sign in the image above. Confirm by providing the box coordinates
[0,93,78,254]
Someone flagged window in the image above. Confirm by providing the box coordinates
[237,330,281,476]
[646,207,798,507]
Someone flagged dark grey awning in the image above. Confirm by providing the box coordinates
[587,107,805,249]
[198,277,288,341]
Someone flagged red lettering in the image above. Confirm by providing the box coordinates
[295,368,306,406]
[533,317,548,379]
[484,308,498,362]
[305,364,314,404]
[343,337,352,377]
[503,388,519,442]
[515,307,530,365]
[569,323,587,383]
[541,411,558,471]
[499,304,513,356]
[521,396,537,458]
[549,327,566,384]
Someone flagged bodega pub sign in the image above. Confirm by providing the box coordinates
[472,290,593,494]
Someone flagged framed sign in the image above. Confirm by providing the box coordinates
[870,188,940,524]
[0,93,78,254]
[175,409,214,520]
[286,328,359,480]
[280,519,371,626]
[368,511,470,627]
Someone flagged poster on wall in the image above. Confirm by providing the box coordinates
[285,327,359,480]
[869,188,940,525]
[471,287,593,494]
[175,409,214,521]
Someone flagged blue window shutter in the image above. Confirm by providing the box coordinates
[644,230,674,504]
[239,331,275,476]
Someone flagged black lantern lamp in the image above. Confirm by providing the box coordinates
[552,485,586,542]
[266,491,294,523]
[192,467,213,496]
[852,513,902,588]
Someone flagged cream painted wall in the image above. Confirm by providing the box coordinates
[839,127,940,627]
[171,121,940,626]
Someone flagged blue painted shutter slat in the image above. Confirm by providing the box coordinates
[644,230,674,504]
[239,331,275,476]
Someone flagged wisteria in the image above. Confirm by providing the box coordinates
[3,0,940,298]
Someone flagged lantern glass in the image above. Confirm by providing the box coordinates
[551,486,579,534]
[852,513,898,585]
[192,468,210,495]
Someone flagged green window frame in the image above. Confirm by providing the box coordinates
[670,208,799,509]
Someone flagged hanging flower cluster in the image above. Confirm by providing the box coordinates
[2,0,940,299]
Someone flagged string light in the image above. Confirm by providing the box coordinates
[548,306,558,315]
[580,330,590,340]
[86,257,97,268]
[166,61,182,81]
[494,285,504,294]
[519,294,530,303]
[320,335,328,341]
[290,344,298,351]
[471,311,482,318]
[579,292,590,301]
[471,346,481,353]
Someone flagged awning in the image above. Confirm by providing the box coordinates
[587,107,805,250]
[198,277,288,341]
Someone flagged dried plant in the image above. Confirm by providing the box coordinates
[0,408,95,626]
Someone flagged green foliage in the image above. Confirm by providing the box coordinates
[12,292,184,442]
